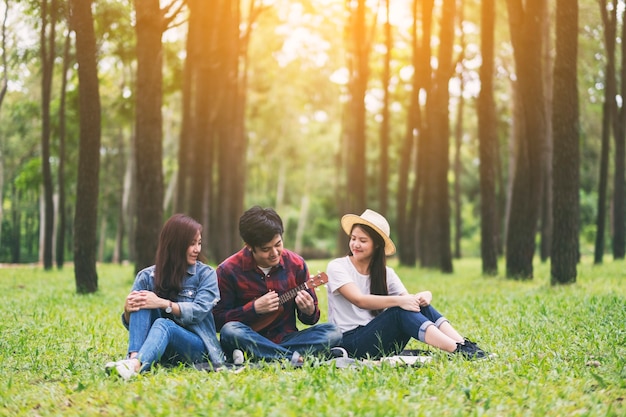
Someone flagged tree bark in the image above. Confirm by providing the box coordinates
[174,0,197,215]
[418,0,454,272]
[551,0,579,284]
[397,0,432,267]
[344,0,369,215]
[378,0,391,217]
[40,0,57,270]
[505,0,547,279]
[453,4,465,260]
[217,0,247,262]
[187,0,212,226]
[56,14,71,269]
[133,0,164,272]
[612,2,626,259]
[478,0,499,275]
[539,0,554,263]
[594,0,617,264]
[72,0,101,293]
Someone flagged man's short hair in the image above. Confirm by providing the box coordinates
[239,206,284,248]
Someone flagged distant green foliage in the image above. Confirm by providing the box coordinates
[1,258,625,416]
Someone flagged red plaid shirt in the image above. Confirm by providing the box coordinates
[213,246,321,343]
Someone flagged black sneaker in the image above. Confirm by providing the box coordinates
[453,339,491,360]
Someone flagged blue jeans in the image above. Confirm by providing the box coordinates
[219,321,342,362]
[128,308,207,372]
[340,306,449,359]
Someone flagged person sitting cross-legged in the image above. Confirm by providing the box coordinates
[213,206,342,366]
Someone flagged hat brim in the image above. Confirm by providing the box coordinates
[341,214,396,256]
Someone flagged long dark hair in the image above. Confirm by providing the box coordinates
[154,214,202,300]
[350,224,388,315]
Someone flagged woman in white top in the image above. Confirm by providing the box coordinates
[326,209,490,360]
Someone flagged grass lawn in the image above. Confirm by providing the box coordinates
[0,257,624,416]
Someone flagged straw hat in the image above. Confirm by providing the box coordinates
[341,209,396,256]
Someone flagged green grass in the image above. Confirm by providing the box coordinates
[1,257,625,416]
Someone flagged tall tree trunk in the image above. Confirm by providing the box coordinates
[113,131,126,264]
[133,0,164,272]
[345,0,369,215]
[378,0,390,217]
[594,0,617,264]
[408,0,433,266]
[505,0,546,279]
[174,0,197,215]
[419,0,454,272]
[11,185,20,262]
[453,4,465,260]
[551,0,579,284]
[397,0,432,266]
[478,0,499,275]
[56,12,70,269]
[539,0,554,263]
[0,1,7,247]
[72,0,101,293]
[187,0,211,226]
[612,1,626,260]
[40,0,57,270]
[213,0,247,262]
[123,132,136,262]
[453,70,463,260]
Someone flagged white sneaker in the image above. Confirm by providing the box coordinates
[105,359,138,380]
[232,349,244,365]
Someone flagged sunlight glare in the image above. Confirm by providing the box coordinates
[274,1,331,68]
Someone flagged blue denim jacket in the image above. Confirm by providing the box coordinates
[122,261,225,364]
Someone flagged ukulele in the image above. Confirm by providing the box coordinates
[250,272,329,332]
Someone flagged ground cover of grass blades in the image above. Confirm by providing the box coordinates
[0,258,624,417]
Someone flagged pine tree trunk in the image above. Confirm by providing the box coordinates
[614,4,626,259]
[40,0,57,270]
[505,0,547,279]
[478,0,499,275]
[72,0,101,293]
[594,1,617,264]
[133,0,164,272]
[419,0,454,273]
[551,0,579,284]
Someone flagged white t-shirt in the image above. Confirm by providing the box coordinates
[326,256,408,333]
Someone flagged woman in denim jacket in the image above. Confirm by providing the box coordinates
[105,214,225,379]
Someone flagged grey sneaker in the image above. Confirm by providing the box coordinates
[290,351,305,368]
[330,347,349,359]
[327,347,357,368]
[105,359,138,380]
[232,349,244,365]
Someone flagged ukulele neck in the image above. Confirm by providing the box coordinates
[278,282,309,305]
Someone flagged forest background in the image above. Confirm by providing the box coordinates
[0,0,615,292]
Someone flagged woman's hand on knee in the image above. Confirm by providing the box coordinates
[399,295,421,312]
[416,291,432,306]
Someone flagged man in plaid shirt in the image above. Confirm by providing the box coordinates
[214,206,342,365]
